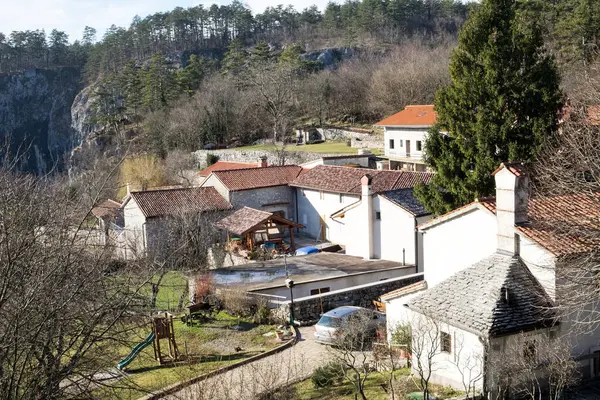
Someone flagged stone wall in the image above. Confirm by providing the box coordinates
[273,273,424,325]
[351,136,384,150]
[193,149,342,168]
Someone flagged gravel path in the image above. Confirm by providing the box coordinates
[166,326,329,400]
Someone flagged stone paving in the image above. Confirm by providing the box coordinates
[166,326,329,400]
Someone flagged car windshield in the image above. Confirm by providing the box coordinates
[318,315,342,328]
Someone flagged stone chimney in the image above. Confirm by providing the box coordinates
[361,174,374,259]
[493,162,530,254]
[258,156,268,168]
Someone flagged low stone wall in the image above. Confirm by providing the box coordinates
[317,127,372,141]
[351,137,383,150]
[274,273,424,325]
[193,149,341,168]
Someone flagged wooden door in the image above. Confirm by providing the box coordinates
[406,140,411,158]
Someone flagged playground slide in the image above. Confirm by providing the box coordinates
[117,331,155,370]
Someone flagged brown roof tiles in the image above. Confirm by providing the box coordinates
[92,199,121,219]
[212,165,303,191]
[291,165,434,194]
[375,105,437,127]
[198,161,260,177]
[130,187,232,218]
[214,206,304,236]
[419,194,600,257]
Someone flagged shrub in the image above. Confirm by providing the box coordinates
[206,153,219,166]
[252,295,271,324]
[220,289,253,317]
[194,274,215,302]
[311,361,345,388]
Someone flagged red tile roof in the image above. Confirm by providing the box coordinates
[375,105,437,127]
[198,161,260,177]
[290,165,434,194]
[212,165,303,191]
[419,195,600,257]
[92,199,121,219]
[130,187,232,218]
[491,162,527,177]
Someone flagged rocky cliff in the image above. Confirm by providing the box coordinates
[0,68,82,174]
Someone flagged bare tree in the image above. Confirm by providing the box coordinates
[451,332,483,399]
[488,332,579,400]
[0,165,163,399]
[408,314,441,400]
[326,310,380,400]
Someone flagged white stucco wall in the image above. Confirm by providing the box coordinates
[388,309,485,392]
[421,208,497,288]
[343,196,424,265]
[123,197,147,257]
[251,266,416,299]
[518,234,556,300]
[296,188,359,243]
[384,127,428,161]
[200,174,231,200]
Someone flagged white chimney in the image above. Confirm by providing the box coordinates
[126,183,131,195]
[493,162,529,254]
[361,174,374,259]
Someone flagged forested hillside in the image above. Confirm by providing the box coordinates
[0,0,599,173]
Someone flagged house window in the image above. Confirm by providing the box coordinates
[310,287,330,296]
[399,140,404,147]
[416,141,422,151]
[339,193,344,203]
[523,340,537,364]
[441,331,452,353]
[389,139,395,149]
[375,211,381,220]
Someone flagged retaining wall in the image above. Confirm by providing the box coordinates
[273,273,424,324]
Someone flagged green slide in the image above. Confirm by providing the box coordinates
[117,331,155,370]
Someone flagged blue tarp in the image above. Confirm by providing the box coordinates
[295,246,319,256]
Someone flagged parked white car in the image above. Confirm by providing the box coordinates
[313,306,386,345]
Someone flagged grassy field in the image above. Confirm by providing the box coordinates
[139,271,189,312]
[293,368,462,400]
[236,142,383,156]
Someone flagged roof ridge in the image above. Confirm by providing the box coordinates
[215,164,301,174]
[131,186,199,194]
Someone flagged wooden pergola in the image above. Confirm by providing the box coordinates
[214,207,305,251]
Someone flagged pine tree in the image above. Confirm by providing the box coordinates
[221,39,247,76]
[415,0,563,215]
[121,60,143,116]
[177,54,211,95]
[143,53,177,111]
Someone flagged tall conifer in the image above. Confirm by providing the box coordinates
[415,0,563,214]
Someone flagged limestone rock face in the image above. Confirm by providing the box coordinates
[0,68,82,174]
[300,47,356,68]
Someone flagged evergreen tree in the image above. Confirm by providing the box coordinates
[177,54,211,95]
[250,41,273,65]
[221,39,247,75]
[415,0,563,214]
[121,60,144,116]
[143,53,177,111]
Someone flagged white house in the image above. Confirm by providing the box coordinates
[122,186,232,258]
[290,165,433,264]
[376,105,436,172]
[331,179,432,269]
[200,165,303,221]
[382,162,600,395]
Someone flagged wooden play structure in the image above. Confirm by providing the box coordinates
[152,313,179,365]
[117,313,179,370]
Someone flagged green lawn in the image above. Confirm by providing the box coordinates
[235,142,383,155]
[139,271,189,312]
[293,369,462,400]
[100,312,278,399]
